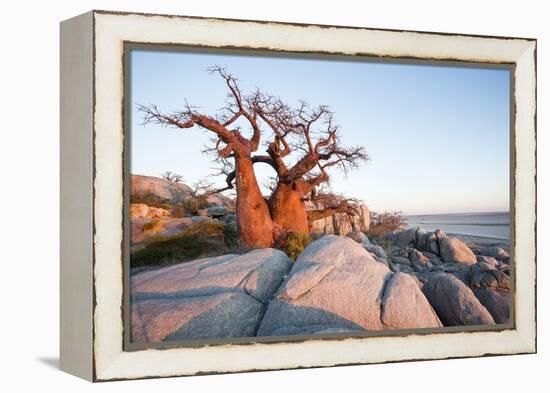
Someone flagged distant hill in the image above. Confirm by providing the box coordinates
[131,174,235,208]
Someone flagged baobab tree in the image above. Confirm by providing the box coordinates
[140,66,368,248]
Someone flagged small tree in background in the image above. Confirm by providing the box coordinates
[184,179,214,214]
[161,171,183,183]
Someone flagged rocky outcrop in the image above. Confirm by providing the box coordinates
[359,226,510,326]
[468,261,511,323]
[439,236,477,265]
[395,228,418,247]
[469,263,510,291]
[130,203,170,220]
[477,246,510,263]
[207,205,229,217]
[382,227,492,273]
[422,273,495,326]
[381,273,442,329]
[130,175,237,245]
[346,230,368,244]
[131,217,193,244]
[346,231,389,262]
[131,226,509,343]
[472,288,510,324]
[308,203,370,236]
[257,236,441,336]
[368,245,388,260]
[132,292,264,342]
[408,249,432,272]
[131,174,234,208]
[131,249,292,342]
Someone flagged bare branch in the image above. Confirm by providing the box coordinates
[139,66,369,212]
[160,171,183,183]
[138,103,237,145]
[206,170,236,195]
[306,193,361,223]
[208,65,262,151]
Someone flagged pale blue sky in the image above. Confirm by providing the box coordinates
[130,48,510,215]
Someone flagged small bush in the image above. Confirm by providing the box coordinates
[222,222,240,248]
[180,197,210,215]
[381,240,393,257]
[142,221,156,231]
[178,220,225,238]
[130,220,243,268]
[130,236,225,268]
[367,211,407,238]
[282,232,312,261]
[131,193,172,210]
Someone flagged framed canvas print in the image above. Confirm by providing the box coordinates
[60,10,537,382]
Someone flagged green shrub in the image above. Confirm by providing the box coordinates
[131,235,226,268]
[222,222,240,248]
[178,220,224,238]
[130,220,243,268]
[132,190,216,217]
[142,221,155,231]
[180,197,210,215]
[142,220,162,233]
[381,240,393,257]
[282,232,311,261]
[131,193,172,210]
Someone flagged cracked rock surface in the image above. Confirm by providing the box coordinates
[257,236,442,336]
[422,273,495,326]
[131,249,292,342]
[131,232,507,344]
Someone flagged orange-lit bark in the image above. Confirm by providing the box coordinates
[269,181,310,234]
[234,156,275,247]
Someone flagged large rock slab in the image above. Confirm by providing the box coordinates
[131,292,264,342]
[131,249,292,342]
[258,236,391,335]
[478,246,510,263]
[394,228,417,247]
[133,249,292,302]
[422,273,495,326]
[257,236,441,336]
[473,288,510,324]
[131,174,193,204]
[439,236,477,265]
[381,273,442,329]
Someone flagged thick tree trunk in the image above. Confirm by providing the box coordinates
[269,181,310,234]
[234,156,275,247]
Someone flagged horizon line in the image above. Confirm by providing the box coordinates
[404,210,510,216]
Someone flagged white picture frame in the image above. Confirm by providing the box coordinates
[60,10,536,381]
